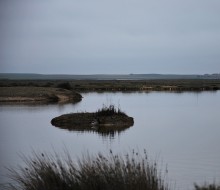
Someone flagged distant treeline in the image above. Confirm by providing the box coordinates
[0,73,220,80]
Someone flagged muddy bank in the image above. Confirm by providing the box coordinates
[51,112,134,132]
[0,87,82,104]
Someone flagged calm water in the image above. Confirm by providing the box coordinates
[0,91,220,189]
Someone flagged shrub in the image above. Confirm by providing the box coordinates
[6,150,169,190]
[96,104,126,117]
[56,82,72,90]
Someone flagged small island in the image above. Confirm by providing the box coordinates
[0,87,82,104]
[51,105,134,132]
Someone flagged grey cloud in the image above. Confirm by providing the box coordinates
[0,0,220,74]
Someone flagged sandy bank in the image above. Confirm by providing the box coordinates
[0,87,82,104]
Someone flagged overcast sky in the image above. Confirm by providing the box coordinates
[0,0,220,74]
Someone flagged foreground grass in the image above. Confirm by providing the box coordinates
[194,183,220,190]
[4,150,219,190]
[6,150,169,190]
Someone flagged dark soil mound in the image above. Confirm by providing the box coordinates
[51,112,134,132]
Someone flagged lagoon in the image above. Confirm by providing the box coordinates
[0,91,220,189]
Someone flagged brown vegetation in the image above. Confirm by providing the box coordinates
[5,150,169,190]
[0,87,82,104]
[1,79,220,92]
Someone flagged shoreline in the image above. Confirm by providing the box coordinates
[0,87,82,104]
[0,79,219,104]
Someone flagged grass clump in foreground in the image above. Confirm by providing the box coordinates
[96,104,126,117]
[194,183,220,190]
[6,150,169,190]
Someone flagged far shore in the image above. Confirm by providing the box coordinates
[0,79,220,93]
[0,79,220,104]
[0,86,82,104]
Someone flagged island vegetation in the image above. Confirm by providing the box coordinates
[51,104,134,132]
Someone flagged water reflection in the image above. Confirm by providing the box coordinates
[53,123,132,140]
[82,90,218,95]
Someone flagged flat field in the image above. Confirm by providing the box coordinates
[0,79,220,92]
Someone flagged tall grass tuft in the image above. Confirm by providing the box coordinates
[96,104,126,117]
[6,150,169,190]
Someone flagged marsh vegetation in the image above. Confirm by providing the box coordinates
[194,183,220,190]
[1,79,220,93]
[4,150,219,190]
[5,150,169,190]
[96,104,126,117]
